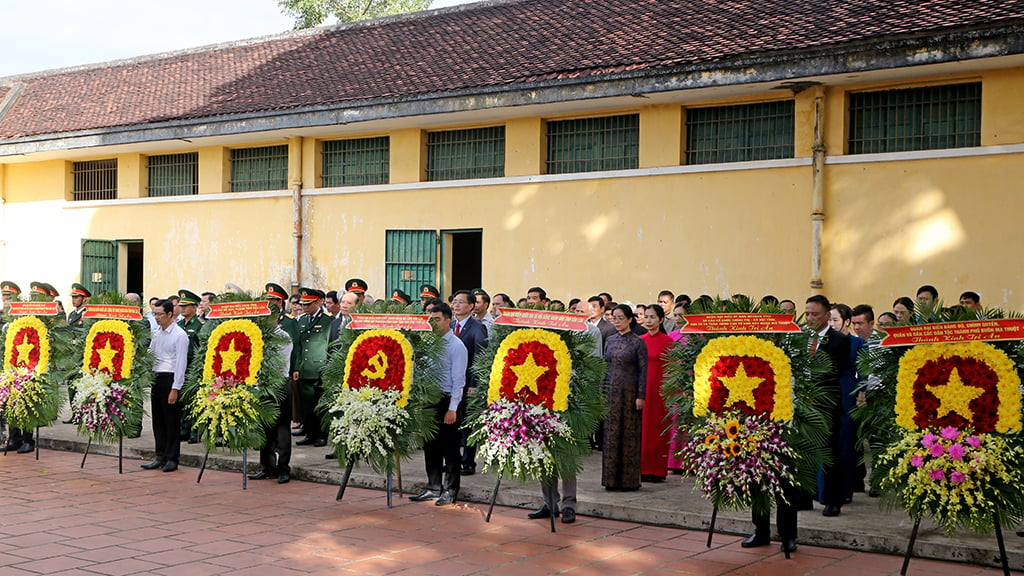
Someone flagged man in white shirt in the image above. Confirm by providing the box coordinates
[142,299,190,472]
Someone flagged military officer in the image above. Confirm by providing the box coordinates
[419,284,439,312]
[1,280,20,319]
[345,278,369,305]
[176,289,204,443]
[67,283,91,326]
[265,282,302,433]
[293,287,332,447]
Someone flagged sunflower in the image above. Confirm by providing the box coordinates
[729,441,744,457]
[705,434,718,447]
[725,420,740,438]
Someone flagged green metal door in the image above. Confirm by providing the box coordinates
[81,239,118,295]
[385,230,436,300]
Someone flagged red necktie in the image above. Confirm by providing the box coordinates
[454,321,461,336]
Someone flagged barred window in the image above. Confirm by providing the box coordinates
[686,101,794,165]
[547,114,639,174]
[849,83,981,154]
[230,145,289,192]
[426,127,505,181]
[148,152,198,197]
[72,159,117,201]
[322,137,389,187]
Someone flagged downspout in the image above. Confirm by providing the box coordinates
[810,89,826,291]
[289,136,304,293]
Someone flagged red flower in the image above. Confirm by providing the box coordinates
[912,356,998,433]
[706,355,776,417]
[87,332,126,380]
[210,332,255,380]
[498,341,560,410]
[346,335,408,395]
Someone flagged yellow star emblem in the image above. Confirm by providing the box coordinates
[719,362,763,408]
[219,339,244,375]
[511,352,549,395]
[929,367,983,420]
[95,340,119,373]
[15,334,34,366]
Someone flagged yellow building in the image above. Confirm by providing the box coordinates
[1,0,1022,312]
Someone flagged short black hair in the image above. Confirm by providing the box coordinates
[658,290,674,300]
[450,289,473,303]
[202,292,216,300]
[154,299,174,314]
[916,285,939,299]
[325,290,339,304]
[598,292,613,302]
[430,301,453,320]
[472,289,491,305]
[493,293,514,308]
[851,304,875,322]
[675,294,691,305]
[587,295,604,307]
[760,295,779,306]
[959,291,980,303]
[806,294,831,309]
[893,296,916,312]
[148,297,159,305]
[568,298,581,309]
[527,286,547,300]
[780,299,795,307]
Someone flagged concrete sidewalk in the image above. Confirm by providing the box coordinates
[21,415,1024,572]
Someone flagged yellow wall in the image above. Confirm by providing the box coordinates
[1,67,1022,313]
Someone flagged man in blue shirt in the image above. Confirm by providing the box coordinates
[410,300,467,507]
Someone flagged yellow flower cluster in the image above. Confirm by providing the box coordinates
[487,328,572,412]
[895,341,1021,433]
[3,316,49,374]
[693,335,793,421]
[82,320,135,378]
[202,319,264,385]
[343,329,415,407]
[189,379,261,441]
[4,373,52,428]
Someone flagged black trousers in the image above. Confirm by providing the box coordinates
[151,373,181,463]
[751,482,800,541]
[260,383,293,475]
[423,395,461,496]
[8,427,32,446]
[297,378,325,441]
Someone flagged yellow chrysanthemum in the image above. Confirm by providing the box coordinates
[82,319,135,379]
[487,328,572,412]
[3,316,49,374]
[693,335,793,421]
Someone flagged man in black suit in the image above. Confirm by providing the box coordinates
[743,294,848,555]
[449,289,488,476]
[587,296,616,342]
[805,294,852,518]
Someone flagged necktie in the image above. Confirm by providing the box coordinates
[454,321,461,336]
[809,331,820,352]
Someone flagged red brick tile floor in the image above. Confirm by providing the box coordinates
[0,450,1018,576]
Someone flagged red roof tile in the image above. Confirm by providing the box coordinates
[1,0,1021,140]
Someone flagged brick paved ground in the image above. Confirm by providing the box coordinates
[0,450,1018,576]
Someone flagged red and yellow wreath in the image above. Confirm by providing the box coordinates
[82,319,135,380]
[342,329,415,407]
[693,335,793,422]
[896,341,1021,434]
[202,319,264,385]
[3,316,49,374]
[487,328,571,412]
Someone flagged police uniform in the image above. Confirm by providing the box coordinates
[293,287,332,447]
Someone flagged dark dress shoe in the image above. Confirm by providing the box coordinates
[162,461,178,472]
[1017,530,1024,537]
[435,491,456,506]
[16,442,34,454]
[295,437,316,446]
[460,466,475,476]
[561,508,576,524]
[291,428,305,437]
[278,474,290,484]
[62,418,75,424]
[528,505,556,519]
[4,441,20,452]
[741,533,770,548]
[313,439,327,448]
[781,538,798,554]
[822,505,841,517]
[325,452,337,460]
[140,459,166,470]
[409,489,439,502]
[248,471,275,480]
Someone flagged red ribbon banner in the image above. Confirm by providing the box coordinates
[880,319,1024,347]
[680,314,802,334]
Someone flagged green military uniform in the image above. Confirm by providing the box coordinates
[66,283,91,327]
[177,289,204,441]
[292,287,331,446]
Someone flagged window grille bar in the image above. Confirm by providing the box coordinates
[849,83,981,154]
[323,137,390,187]
[230,145,289,192]
[685,101,794,165]
[72,159,118,201]
[148,152,198,197]
[426,127,505,181]
[546,114,639,174]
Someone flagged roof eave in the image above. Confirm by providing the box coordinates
[1,25,1021,159]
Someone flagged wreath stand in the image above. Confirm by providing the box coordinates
[484,473,557,533]
[335,458,400,509]
[79,435,126,473]
[900,513,1011,576]
[196,448,250,490]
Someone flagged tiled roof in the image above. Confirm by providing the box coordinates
[1,0,1021,140]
